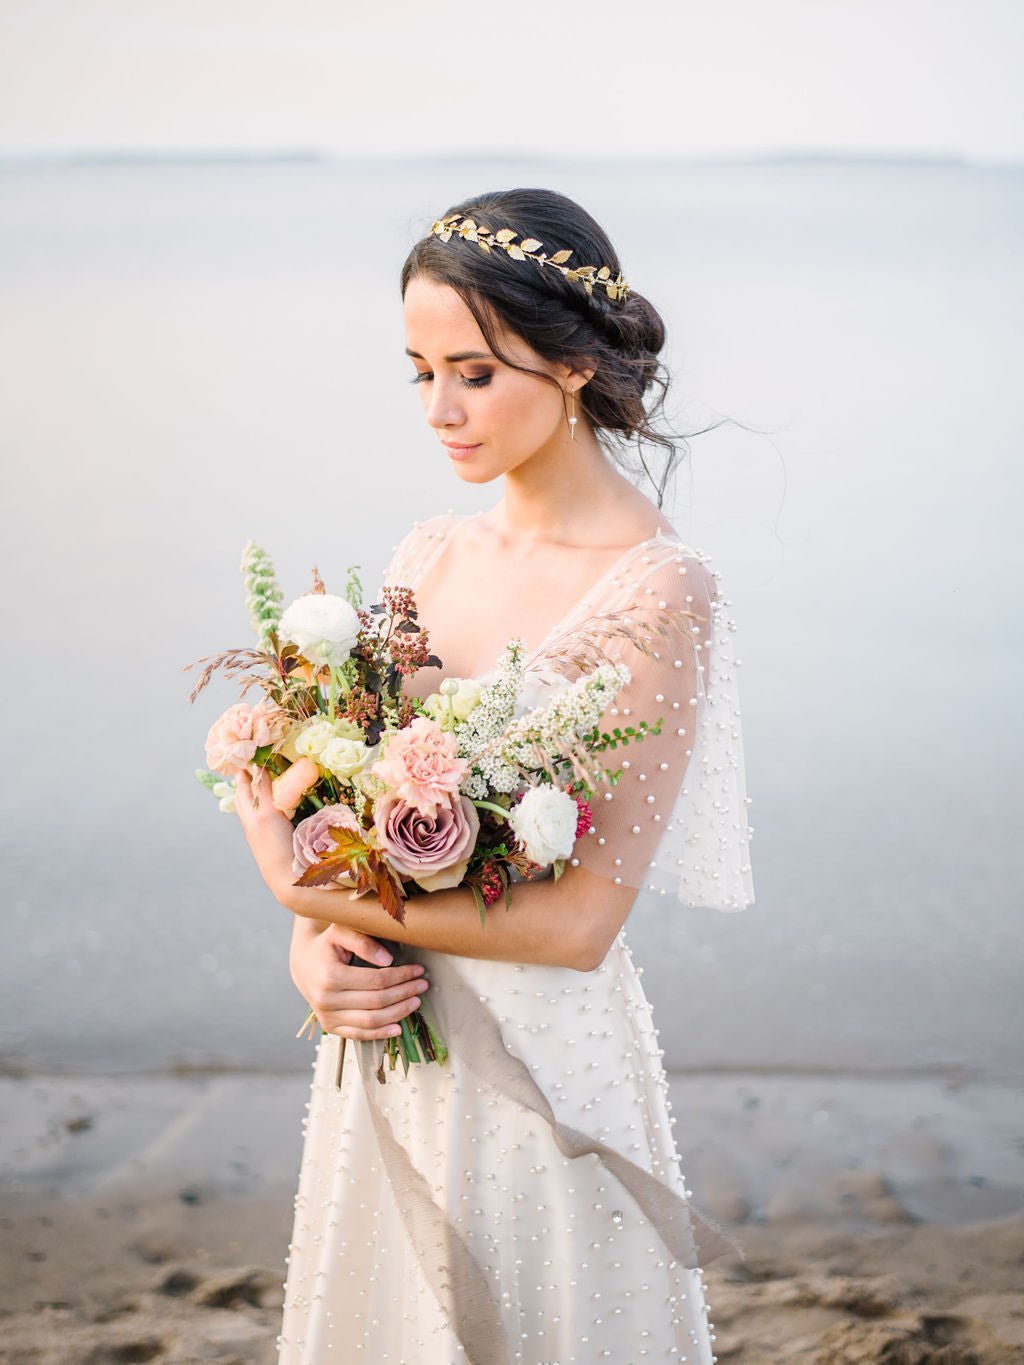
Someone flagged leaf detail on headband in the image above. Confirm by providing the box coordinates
[428,212,630,302]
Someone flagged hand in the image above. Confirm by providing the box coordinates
[233,767,298,901]
[291,922,429,1041]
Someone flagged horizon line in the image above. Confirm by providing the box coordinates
[0,146,1020,171]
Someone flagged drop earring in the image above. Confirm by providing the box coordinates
[568,388,577,440]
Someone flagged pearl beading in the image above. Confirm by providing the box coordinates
[278,933,722,1363]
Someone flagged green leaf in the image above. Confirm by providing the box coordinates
[470,881,487,927]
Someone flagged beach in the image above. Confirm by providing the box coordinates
[1,153,1022,1359]
[2,1066,1023,1363]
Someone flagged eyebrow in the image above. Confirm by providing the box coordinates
[405,348,494,362]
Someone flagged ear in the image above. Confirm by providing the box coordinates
[561,361,596,389]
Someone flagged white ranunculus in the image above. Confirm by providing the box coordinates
[508,785,578,866]
[279,593,360,667]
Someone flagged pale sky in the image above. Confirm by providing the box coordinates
[0,0,1021,161]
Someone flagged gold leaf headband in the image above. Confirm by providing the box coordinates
[428,211,631,303]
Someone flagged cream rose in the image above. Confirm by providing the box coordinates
[283,716,364,764]
[319,734,374,781]
[508,786,578,866]
[278,593,360,667]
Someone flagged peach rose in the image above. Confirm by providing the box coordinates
[271,756,321,818]
[370,716,469,818]
[204,700,289,776]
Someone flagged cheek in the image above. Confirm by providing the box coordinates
[491,379,558,440]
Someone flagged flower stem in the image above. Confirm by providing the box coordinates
[470,799,512,821]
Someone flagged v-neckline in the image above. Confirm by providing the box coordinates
[416,511,684,675]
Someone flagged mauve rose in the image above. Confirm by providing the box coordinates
[292,802,360,888]
[374,791,480,893]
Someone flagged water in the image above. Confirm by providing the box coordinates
[1,155,1021,1077]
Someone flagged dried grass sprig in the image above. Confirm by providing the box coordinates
[182,646,291,705]
[527,603,704,679]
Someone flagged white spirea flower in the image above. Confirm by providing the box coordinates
[497,662,632,771]
[279,593,360,667]
[508,786,578,865]
[457,640,527,760]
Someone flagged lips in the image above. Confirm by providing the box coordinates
[443,442,480,451]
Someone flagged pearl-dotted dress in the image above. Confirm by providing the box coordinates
[277,513,755,1364]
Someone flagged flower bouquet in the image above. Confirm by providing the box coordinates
[186,542,668,1086]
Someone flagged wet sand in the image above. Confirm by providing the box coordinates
[2,1069,1022,1363]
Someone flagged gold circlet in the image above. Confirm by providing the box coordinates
[428,212,631,303]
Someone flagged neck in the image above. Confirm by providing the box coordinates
[492,427,633,545]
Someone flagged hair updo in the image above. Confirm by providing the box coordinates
[401,186,688,508]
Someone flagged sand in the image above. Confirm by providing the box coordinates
[2,1069,1022,1363]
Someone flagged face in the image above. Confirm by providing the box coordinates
[403,274,589,484]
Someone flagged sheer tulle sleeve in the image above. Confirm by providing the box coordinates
[557,539,755,911]
[380,512,461,591]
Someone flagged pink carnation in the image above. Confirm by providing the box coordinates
[370,716,469,817]
[292,802,361,888]
[204,699,289,776]
[374,791,480,893]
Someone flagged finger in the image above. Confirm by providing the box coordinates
[324,925,398,966]
[331,1024,404,1041]
[327,996,424,1039]
[321,978,429,1012]
[325,961,425,989]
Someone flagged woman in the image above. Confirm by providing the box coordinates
[236,187,755,1363]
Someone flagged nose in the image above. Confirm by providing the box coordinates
[423,376,467,432]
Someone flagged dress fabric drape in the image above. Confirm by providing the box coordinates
[277,512,754,1363]
[278,936,720,1364]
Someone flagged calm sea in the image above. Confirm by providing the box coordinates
[1,154,1021,1077]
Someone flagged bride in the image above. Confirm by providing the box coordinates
[235,186,755,1363]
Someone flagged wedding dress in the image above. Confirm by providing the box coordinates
[277,512,755,1363]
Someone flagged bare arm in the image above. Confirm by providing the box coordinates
[279,861,637,973]
[233,767,636,972]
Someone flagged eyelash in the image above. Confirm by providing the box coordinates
[409,373,492,389]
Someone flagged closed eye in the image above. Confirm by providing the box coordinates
[409,372,492,389]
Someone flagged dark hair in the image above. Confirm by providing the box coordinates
[401,186,695,508]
